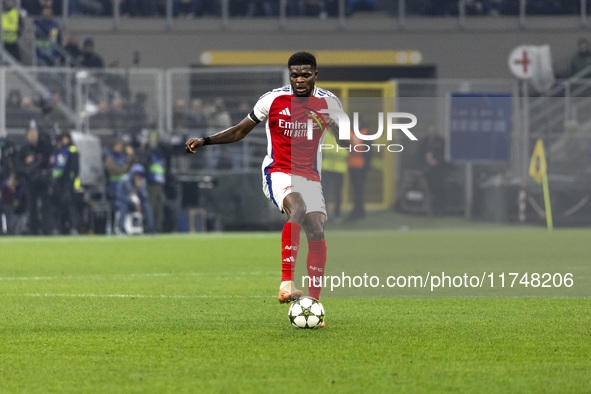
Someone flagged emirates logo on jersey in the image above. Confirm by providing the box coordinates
[278,108,326,139]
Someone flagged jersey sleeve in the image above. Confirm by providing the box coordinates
[248,91,274,124]
[325,94,343,111]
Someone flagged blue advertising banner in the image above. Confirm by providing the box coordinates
[448,93,512,162]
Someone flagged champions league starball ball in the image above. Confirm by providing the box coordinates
[288,296,325,329]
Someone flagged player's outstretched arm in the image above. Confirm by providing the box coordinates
[185,117,257,154]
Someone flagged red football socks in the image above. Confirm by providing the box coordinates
[281,222,301,282]
[307,240,327,299]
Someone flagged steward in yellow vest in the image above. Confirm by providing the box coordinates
[322,132,348,220]
[2,3,23,61]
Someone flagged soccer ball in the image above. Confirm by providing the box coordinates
[288,296,325,329]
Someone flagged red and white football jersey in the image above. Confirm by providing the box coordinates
[248,85,342,182]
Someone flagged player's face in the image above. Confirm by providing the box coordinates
[289,65,318,97]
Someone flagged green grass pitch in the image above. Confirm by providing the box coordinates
[0,224,589,393]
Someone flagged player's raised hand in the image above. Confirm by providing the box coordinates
[185,138,204,154]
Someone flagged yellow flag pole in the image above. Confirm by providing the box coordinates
[541,172,553,231]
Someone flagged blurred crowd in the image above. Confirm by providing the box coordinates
[1,123,82,235]
[171,96,259,169]
[14,0,590,18]
[0,90,260,236]
[3,0,107,65]
[4,84,149,134]
[19,0,377,18]
[405,0,588,16]
[0,123,171,236]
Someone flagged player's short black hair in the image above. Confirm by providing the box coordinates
[288,52,317,70]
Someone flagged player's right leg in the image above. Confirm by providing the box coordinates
[262,172,308,303]
[278,192,306,303]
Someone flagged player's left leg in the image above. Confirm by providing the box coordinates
[302,212,327,300]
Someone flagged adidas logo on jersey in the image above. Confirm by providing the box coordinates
[279,108,291,116]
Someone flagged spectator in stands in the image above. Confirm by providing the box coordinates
[0,137,17,182]
[21,97,42,122]
[346,0,375,14]
[80,38,104,68]
[209,98,236,168]
[487,0,503,16]
[188,99,208,130]
[321,131,347,222]
[89,100,110,129]
[40,90,72,130]
[2,0,24,61]
[70,0,104,15]
[209,97,232,129]
[34,7,63,67]
[419,124,447,216]
[18,121,54,234]
[173,99,189,132]
[51,132,80,234]
[126,0,156,16]
[303,0,324,17]
[6,90,22,111]
[285,0,300,16]
[136,130,166,232]
[108,96,129,134]
[174,0,200,17]
[245,0,275,17]
[115,164,156,235]
[64,35,82,66]
[8,96,42,128]
[569,38,591,77]
[128,92,150,133]
[0,171,27,235]
[22,0,59,15]
[101,67,131,100]
[424,0,456,15]
[347,122,372,221]
[67,0,83,15]
[104,138,135,197]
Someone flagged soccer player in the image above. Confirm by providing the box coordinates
[185,52,346,305]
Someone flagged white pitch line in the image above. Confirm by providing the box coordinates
[0,273,171,281]
[0,272,268,281]
[1,293,588,299]
[5,293,275,299]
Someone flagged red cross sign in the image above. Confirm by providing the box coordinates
[508,46,534,79]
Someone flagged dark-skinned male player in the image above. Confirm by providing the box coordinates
[186,52,347,317]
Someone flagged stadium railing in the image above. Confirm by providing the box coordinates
[15,0,591,32]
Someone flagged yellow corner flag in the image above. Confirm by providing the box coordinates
[528,139,553,230]
[529,139,547,184]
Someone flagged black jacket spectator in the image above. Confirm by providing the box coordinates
[18,124,54,234]
[80,37,104,68]
[64,35,82,66]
